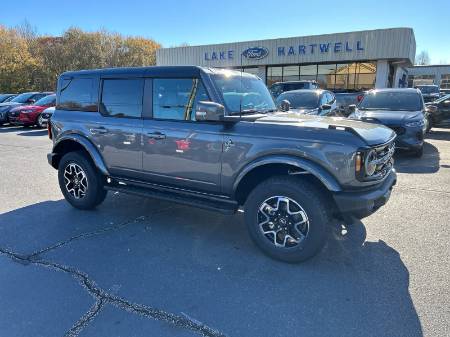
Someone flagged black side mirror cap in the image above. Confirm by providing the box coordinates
[348,104,357,113]
[320,104,332,110]
[195,101,225,122]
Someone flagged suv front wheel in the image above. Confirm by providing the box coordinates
[58,151,107,209]
[244,176,329,263]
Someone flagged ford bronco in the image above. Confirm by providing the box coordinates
[48,66,396,262]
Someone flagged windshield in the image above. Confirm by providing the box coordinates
[34,94,56,106]
[276,91,319,109]
[416,86,439,94]
[212,73,276,114]
[431,94,450,104]
[335,93,359,106]
[11,93,35,103]
[359,91,422,111]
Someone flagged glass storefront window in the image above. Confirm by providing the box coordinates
[283,66,300,82]
[267,62,377,91]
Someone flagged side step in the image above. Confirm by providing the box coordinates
[104,182,238,215]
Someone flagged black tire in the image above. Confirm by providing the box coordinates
[58,151,107,210]
[244,176,329,263]
[412,146,424,158]
[37,114,46,128]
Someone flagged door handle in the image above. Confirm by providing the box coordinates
[147,131,166,140]
[90,127,108,135]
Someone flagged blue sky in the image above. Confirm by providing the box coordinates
[1,0,448,64]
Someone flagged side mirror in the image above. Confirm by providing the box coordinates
[443,100,450,107]
[195,101,224,122]
[28,99,36,104]
[348,104,356,113]
[320,104,332,110]
[278,99,290,112]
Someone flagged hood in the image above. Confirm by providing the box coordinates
[255,112,395,146]
[0,102,23,112]
[354,109,423,125]
[11,104,44,113]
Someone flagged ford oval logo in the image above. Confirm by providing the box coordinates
[242,47,269,60]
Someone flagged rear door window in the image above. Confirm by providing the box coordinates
[100,79,144,118]
[58,78,97,111]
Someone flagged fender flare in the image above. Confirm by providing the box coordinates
[52,134,109,176]
[232,155,342,193]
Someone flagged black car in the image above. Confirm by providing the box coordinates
[349,88,426,157]
[335,92,364,116]
[269,80,319,98]
[0,94,17,103]
[415,85,440,103]
[275,89,337,116]
[0,92,53,125]
[425,94,450,128]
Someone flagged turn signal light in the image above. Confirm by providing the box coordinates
[355,153,362,173]
[47,120,52,140]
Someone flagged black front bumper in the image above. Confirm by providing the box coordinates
[333,170,397,219]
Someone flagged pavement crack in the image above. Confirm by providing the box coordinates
[0,206,227,337]
[63,299,105,337]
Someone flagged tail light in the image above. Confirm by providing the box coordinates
[357,94,364,102]
[47,120,52,140]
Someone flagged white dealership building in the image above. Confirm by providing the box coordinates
[157,28,416,90]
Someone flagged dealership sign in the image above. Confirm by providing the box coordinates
[242,47,269,60]
[204,40,365,61]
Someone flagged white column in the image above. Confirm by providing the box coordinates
[375,60,389,88]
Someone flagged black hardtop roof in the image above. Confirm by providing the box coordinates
[60,66,209,78]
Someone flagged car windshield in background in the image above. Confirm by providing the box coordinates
[212,73,276,114]
[416,86,439,94]
[335,93,359,106]
[11,93,34,103]
[430,94,450,104]
[34,95,56,106]
[276,92,319,109]
[359,92,422,111]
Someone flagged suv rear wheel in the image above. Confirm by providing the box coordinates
[244,176,329,263]
[58,151,107,209]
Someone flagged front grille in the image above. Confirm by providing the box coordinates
[388,126,405,135]
[370,141,395,180]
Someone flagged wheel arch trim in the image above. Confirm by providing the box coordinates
[51,134,109,176]
[232,155,342,194]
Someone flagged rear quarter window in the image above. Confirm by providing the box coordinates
[57,78,97,112]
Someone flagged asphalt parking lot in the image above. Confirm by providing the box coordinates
[0,126,449,337]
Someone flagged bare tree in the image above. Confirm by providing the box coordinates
[415,51,431,65]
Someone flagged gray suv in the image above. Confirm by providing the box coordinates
[48,66,396,263]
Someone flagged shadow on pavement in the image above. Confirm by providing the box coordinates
[17,129,47,137]
[0,194,423,337]
[394,141,440,174]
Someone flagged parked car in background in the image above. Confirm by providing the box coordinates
[335,92,364,116]
[440,88,450,97]
[38,106,55,128]
[349,88,426,157]
[269,80,319,98]
[9,94,56,127]
[0,92,53,125]
[47,66,397,263]
[275,89,337,116]
[415,84,440,103]
[0,94,17,103]
[425,94,450,128]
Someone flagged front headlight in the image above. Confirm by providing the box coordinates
[405,120,424,128]
[364,149,377,176]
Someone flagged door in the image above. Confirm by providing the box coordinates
[89,78,144,177]
[142,78,223,193]
[437,98,450,126]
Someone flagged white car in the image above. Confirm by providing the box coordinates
[37,106,55,128]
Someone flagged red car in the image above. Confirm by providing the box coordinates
[9,94,56,128]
